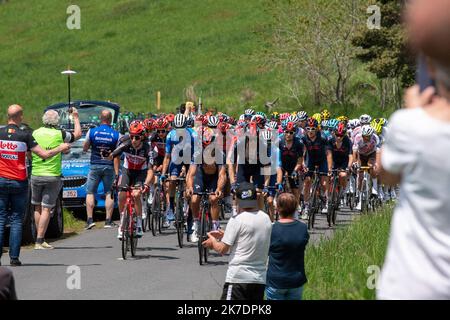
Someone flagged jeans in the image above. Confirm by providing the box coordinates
[0,177,29,259]
[265,286,304,300]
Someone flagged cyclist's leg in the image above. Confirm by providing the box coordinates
[167,162,181,221]
[190,169,204,241]
[368,154,378,195]
[206,172,220,230]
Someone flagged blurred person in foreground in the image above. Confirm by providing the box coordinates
[376,0,450,299]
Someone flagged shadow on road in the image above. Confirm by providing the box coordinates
[129,254,179,261]
[136,247,178,251]
[54,246,113,250]
[22,263,102,267]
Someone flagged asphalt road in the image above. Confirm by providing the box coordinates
[5,207,358,300]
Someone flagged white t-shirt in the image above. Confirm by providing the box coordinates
[222,210,272,284]
[377,108,450,299]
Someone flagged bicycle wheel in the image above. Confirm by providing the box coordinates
[204,214,212,264]
[158,191,164,234]
[151,187,160,236]
[308,181,318,230]
[142,197,148,233]
[121,212,129,260]
[198,206,207,265]
[175,192,184,248]
[130,212,138,257]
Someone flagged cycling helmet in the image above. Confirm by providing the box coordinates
[279,113,290,121]
[336,115,349,123]
[311,113,322,124]
[261,129,273,141]
[328,119,339,131]
[321,120,329,130]
[173,113,187,128]
[166,113,175,123]
[361,125,374,136]
[271,112,279,120]
[349,119,360,129]
[321,109,331,121]
[284,121,296,132]
[244,108,255,116]
[207,115,219,128]
[306,117,319,129]
[143,118,154,132]
[155,118,169,130]
[251,114,266,126]
[129,121,145,136]
[256,111,267,119]
[297,111,308,121]
[287,114,298,123]
[267,121,278,130]
[360,114,372,125]
[239,114,246,121]
[335,122,347,136]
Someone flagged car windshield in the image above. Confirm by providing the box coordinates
[54,105,117,127]
[62,139,90,161]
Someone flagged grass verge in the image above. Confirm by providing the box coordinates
[303,204,394,300]
[63,208,85,235]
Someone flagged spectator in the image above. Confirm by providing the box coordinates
[202,182,272,300]
[83,110,120,229]
[0,267,17,300]
[31,108,81,250]
[0,105,70,266]
[376,0,450,299]
[265,193,309,300]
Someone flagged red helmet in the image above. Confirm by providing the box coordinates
[143,118,154,131]
[166,113,175,123]
[285,122,296,132]
[129,121,145,136]
[335,122,347,136]
[155,118,169,130]
[306,117,318,128]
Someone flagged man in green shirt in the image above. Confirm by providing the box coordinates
[31,108,81,250]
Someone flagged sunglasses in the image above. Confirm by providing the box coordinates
[335,134,344,138]
[130,135,141,141]
[306,127,317,132]
[285,131,295,135]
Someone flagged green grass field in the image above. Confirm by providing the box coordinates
[0,0,393,128]
[303,205,393,300]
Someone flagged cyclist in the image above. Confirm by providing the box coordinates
[186,127,227,242]
[296,111,308,139]
[301,117,333,216]
[352,125,380,211]
[111,121,154,239]
[277,121,305,219]
[329,122,353,205]
[161,113,196,227]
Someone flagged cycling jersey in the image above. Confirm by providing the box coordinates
[351,126,362,143]
[149,131,166,165]
[301,134,331,165]
[86,124,120,166]
[329,135,352,169]
[352,133,380,156]
[0,124,37,181]
[165,128,196,164]
[295,127,305,140]
[321,130,333,141]
[279,136,304,174]
[113,140,153,171]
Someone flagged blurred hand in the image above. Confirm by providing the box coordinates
[71,107,79,118]
[60,143,71,153]
[403,85,435,109]
[208,230,224,241]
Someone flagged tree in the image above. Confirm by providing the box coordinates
[352,0,415,109]
[261,0,366,107]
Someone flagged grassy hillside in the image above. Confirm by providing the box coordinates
[0,0,394,128]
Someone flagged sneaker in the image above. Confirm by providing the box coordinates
[148,191,154,205]
[136,227,143,238]
[85,218,96,230]
[321,203,328,214]
[104,220,118,228]
[356,201,362,211]
[189,230,199,242]
[117,229,123,240]
[35,242,54,250]
[162,219,170,228]
[301,213,308,220]
[10,258,22,267]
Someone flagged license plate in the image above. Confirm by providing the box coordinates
[63,190,78,198]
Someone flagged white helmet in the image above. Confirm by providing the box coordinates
[360,114,372,125]
[287,115,298,123]
[207,115,219,128]
[261,129,273,141]
[174,113,187,128]
[267,121,278,130]
[361,125,374,136]
[349,119,359,129]
[244,108,255,116]
[239,114,246,121]
[297,111,308,121]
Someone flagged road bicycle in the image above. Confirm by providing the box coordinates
[307,167,323,230]
[197,191,214,265]
[150,173,165,236]
[172,176,188,248]
[119,185,142,260]
[327,169,346,227]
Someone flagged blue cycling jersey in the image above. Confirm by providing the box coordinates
[165,127,196,163]
[87,124,120,166]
